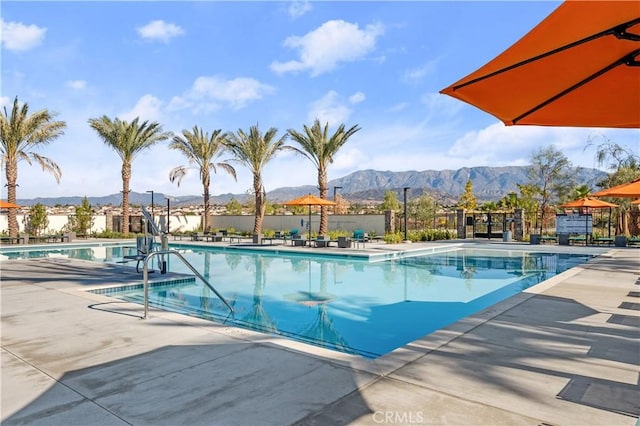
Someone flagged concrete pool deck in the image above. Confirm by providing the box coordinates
[1,240,638,425]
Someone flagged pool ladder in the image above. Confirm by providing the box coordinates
[141,250,234,319]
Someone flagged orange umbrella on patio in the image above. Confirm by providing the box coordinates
[591,178,640,198]
[558,197,618,209]
[440,1,640,128]
[0,200,21,209]
[284,194,336,242]
[559,197,619,238]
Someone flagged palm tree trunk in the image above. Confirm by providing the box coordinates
[253,174,265,234]
[122,162,131,236]
[5,162,18,238]
[202,171,211,232]
[318,168,328,235]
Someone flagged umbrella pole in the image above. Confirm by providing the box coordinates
[308,205,312,244]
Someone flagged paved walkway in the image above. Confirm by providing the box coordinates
[1,242,638,425]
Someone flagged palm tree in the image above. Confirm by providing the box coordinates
[0,97,66,237]
[88,116,171,236]
[287,119,360,235]
[226,124,297,234]
[169,126,236,232]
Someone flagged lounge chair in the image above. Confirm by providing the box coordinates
[314,235,332,248]
[628,236,640,246]
[338,236,352,248]
[291,235,307,247]
[353,229,368,247]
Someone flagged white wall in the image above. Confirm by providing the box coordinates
[0,213,385,235]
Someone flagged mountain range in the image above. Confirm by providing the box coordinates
[17,166,607,207]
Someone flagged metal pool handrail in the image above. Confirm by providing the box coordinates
[142,250,234,319]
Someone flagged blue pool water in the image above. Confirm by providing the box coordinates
[1,244,594,358]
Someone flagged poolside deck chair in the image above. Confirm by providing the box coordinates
[314,235,332,248]
[353,229,368,247]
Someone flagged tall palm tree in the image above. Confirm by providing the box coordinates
[88,116,171,236]
[169,126,236,232]
[287,119,360,235]
[0,97,66,237]
[226,124,297,234]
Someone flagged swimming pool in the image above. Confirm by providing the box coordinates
[1,243,595,358]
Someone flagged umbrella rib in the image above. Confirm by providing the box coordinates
[511,49,640,125]
[451,18,640,92]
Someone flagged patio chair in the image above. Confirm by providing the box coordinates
[314,235,332,248]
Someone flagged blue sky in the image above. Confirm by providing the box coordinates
[3,1,639,200]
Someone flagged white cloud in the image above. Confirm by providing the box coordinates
[170,75,275,112]
[137,20,184,43]
[1,19,46,51]
[402,61,437,83]
[307,91,352,125]
[288,0,312,18]
[349,91,365,104]
[65,80,87,90]
[387,102,408,112]
[119,94,164,122]
[271,20,384,77]
[332,147,364,170]
[446,123,607,170]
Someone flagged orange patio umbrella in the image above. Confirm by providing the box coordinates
[559,197,619,239]
[283,194,336,242]
[440,1,640,128]
[0,200,21,209]
[591,177,640,198]
[558,197,618,209]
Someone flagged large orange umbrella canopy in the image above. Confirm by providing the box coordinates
[440,1,640,128]
[283,194,337,207]
[591,178,640,198]
[284,194,336,240]
[0,200,21,209]
[559,197,618,209]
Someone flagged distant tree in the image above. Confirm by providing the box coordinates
[74,197,94,236]
[516,183,539,235]
[169,126,236,232]
[380,190,400,212]
[572,184,592,200]
[226,124,295,234]
[25,203,48,236]
[498,192,519,210]
[411,194,437,228]
[288,119,361,235]
[0,97,66,237]
[590,137,640,235]
[225,198,242,215]
[527,145,574,235]
[478,201,499,212]
[458,179,477,211]
[88,116,171,236]
[334,194,349,214]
